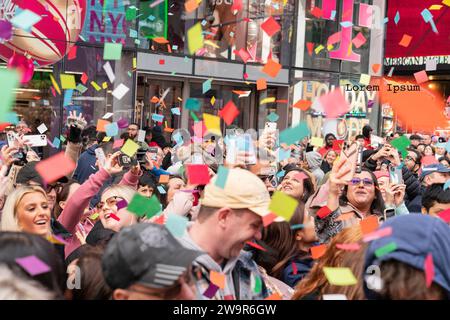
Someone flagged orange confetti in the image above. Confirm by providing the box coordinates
[96,119,111,132]
[292,99,312,111]
[360,216,379,235]
[210,271,225,289]
[262,58,282,78]
[399,34,412,47]
[310,244,327,259]
[256,78,267,90]
[150,96,160,103]
[265,293,282,300]
[153,37,169,44]
[371,63,381,73]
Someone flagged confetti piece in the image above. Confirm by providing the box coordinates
[159,175,170,183]
[210,271,226,289]
[112,83,130,100]
[60,74,76,89]
[310,244,327,259]
[323,267,357,286]
[394,11,400,25]
[269,191,298,221]
[310,6,323,18]
[262,59,282,78]
[113,139,124,149]
[374,241,397,258]
[310,137,324,147]
[317,206,332,219]
[399,34,412,47]
[263,212,278,227]
[414,70,428,84]
[153,37,169,44]
[103,42,123,60]
[215,166,229,189]
[320,88,350,119]
[256,78,267,90]
[425,253,435,288]
[438,208,450,223]
[292,99,312,111]
[246,241,267,251]
[185,98,200,111]
[81,73,88,85]
[186,164,210,185]
[336,243,361,251]
[166,213,189,237]
[360,216,379,235]
[279,121,310,146]
[15,256,51,276]
[203,113,221,136]
[68,46,78,60]
[264,293,282,300]
[127,194,161,219]
[121,139,139,157]
[37,123,48,134]
[219,101,240,125]
[362,226,393,242]
[185,0,199,13]
[203,283,219,298]
[96,119,110,132]
[253,274,262,293]
[109,213,120,221]
[103,62,116,83]
[314,44,325,54]
[306,42,314,56]
[91,81,101,91]
[260,97,276,105]
[267,112,279,122]
[261,16,281,37]
[360,73,371,85]
[352,32,366,48]
[187,23,204,55]
[35,152,76,184]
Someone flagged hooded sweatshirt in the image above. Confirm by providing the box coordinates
[305,151,325,185]
[73,144,98,184]
[179,227,269,300]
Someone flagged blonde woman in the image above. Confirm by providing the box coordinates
[1,186,51,237]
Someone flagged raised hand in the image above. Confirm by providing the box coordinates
[104,151,124,175]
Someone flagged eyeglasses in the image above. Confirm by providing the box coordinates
[96,196,125,210]
[350,178,374,186]
[405,155,417,162]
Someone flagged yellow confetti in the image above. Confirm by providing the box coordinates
[204,40,220,49]
[327,44,334,51]
[203,113,222,136]
[102,82,108,89]
[315,45,324,54]
[260,97,276,105]
[49,74,61,95]
[103,136,111,142]
[210,96,216,105]
[429,4,443,9]
[442,0,450,7]
[133,57,137,69]
[91,81,101,91]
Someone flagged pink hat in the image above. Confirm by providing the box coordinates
[374,171,389,180]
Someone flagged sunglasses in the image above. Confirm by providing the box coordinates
[96,196,125,210]
[350,178,374,186]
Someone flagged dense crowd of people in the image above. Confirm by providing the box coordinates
[0,113,449,300]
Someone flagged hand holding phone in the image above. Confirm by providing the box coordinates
[339,142,359,181]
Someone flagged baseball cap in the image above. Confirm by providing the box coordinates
[364,215,450,299]
[102,223,202,290]
[420,163,450,180]
[201,167,275,219]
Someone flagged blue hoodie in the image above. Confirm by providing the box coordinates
[364,214,450,299]
[73,144,98,184]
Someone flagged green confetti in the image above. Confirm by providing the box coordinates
[215,166,229,189]
[127,194,161,219]
[279,121,310,146]
[190,111,199,122]
[253,274,262,294]
[375,241,397,258]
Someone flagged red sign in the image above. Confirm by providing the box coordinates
[385,1,450,58]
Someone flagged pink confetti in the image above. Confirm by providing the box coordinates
[15,255,51,276]
[363,227,393,242]
[336,243,361,251]
[424,253,434,288]
[438,208,450,223]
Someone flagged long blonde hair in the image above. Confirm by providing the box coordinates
[1,186,48,232]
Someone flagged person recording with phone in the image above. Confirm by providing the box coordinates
[374,171,409,218]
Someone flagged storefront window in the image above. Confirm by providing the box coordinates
[136,0,295,65]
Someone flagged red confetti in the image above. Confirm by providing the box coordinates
[306,42,314,56]
[291,261,298,275]
[438,208,450,223]
[261,16,281,37]
[246,241,267,251]
[317,206,332,219]
[310,6,323,18]
[159,59,165,65]
[424,253,435,288]
[109,213,120,221]
[262,212,278,227]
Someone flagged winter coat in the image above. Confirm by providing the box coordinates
[73,144,98,184]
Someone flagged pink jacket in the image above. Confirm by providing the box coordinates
[58,168,140,258]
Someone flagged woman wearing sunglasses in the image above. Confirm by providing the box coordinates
[315,157,385,243]
[57,151,141,258]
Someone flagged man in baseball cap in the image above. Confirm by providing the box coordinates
[178,168,272,300]
[420,163,450,187]
[102,223,202,300]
